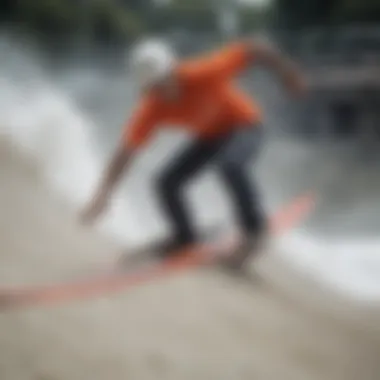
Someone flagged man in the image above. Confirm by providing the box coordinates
[81,38,306,269]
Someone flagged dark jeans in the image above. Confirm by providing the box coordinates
[156,125,266,245]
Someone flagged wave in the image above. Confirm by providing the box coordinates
[0,77,144,245]
[277,231,380,302]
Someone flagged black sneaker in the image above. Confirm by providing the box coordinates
[117,237,192,269]
[151,226,222,260]
[120,225,222,268]
[153,238,193,259]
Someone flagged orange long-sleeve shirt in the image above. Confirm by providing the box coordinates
[124,41,262,150]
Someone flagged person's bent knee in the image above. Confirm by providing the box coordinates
[245,212,267,234]
[156,171,182,199]
[219,158,245,180]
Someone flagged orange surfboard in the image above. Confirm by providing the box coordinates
[0,192,315,311]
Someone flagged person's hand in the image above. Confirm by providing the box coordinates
[80,190,109,226]
[286,72,308,98]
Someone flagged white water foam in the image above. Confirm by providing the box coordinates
[0,76,144,245]
[277,232,380,302]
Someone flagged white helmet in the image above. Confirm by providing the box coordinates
[129,38,177,90]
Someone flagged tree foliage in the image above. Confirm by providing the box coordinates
[0,0,268,42]
[15,0,80,34]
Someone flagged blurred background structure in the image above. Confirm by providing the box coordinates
[0,1,379,380]
[0,0,378,141]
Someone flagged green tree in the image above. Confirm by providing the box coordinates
[15,0,81,34]
[9,0,148,42]
[90,1,145,42]
[239,6,271,33]
[153,0,217,32]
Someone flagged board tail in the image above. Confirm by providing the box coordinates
[271,192,315,234]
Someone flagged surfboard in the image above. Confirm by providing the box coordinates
[0,192,315,311]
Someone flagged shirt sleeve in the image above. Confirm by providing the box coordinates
[122,97,158,151]
[179,41,251,82]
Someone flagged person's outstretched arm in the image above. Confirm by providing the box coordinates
[247,39,307,95]
[80,145,135,224]
[81,97,157,225]
[183,39,306,95]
